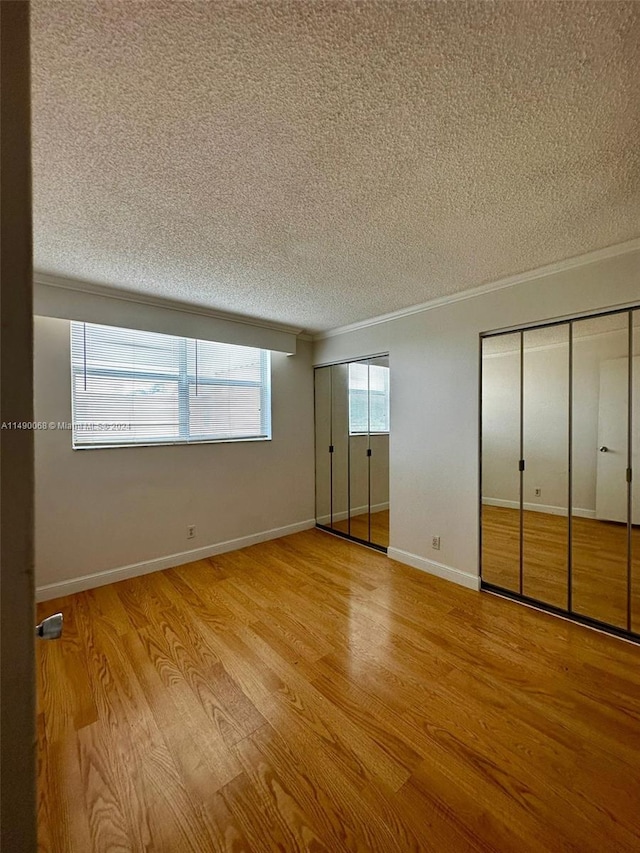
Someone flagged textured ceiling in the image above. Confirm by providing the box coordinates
[31,1,640,335]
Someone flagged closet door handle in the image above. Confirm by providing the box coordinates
[599,446,609,453]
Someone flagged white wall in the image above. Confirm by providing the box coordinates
[34,316,315,598]
[313,248,640,588]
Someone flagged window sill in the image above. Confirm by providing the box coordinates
[72,436,272,451]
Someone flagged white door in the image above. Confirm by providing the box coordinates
[595,357,639,524]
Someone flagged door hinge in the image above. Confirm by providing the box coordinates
[627,467,632,483]
[519,459,525,472]
[329,445,334,453]
[367,448,372,457]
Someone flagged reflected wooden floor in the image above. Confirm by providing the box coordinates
[482,504,640,631]
[38,529,640,852]
[331,509,389,547]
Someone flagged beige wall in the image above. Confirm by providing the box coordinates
[313,248,640,587]
[34,316,315,597]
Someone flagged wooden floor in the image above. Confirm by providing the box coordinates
[331,509,389,548]
[482,504,640,631]
[37,529,640,852]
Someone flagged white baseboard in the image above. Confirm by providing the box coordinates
[482,497,596,520]
[387,547,480,591]
[36,518,316,602]
[317,501,389,525]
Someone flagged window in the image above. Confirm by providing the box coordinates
[348,361,390,434]
[70,322,271,448]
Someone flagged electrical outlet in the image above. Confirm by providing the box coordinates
[432,535,441,551]
[187,525,196,539]
[535,488,541,497]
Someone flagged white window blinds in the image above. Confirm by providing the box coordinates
[70,322,271,448]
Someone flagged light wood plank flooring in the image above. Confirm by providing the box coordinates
[330,509,389,548]
[37,529,640,852]
[482,504,640,631]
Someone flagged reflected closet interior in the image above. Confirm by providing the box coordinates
[315,356,389,551]
[481,308,640,641]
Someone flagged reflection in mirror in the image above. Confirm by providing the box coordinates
[331,363,350,533]
[522,324,569,609]
[481,333,521,592]
[368,356,390,547]
[314,367,332,526]
[632,310,640,634]
[314,356,390,550]
[346,360,370,541]
[571,312,629,628]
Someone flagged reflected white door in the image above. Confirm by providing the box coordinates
[595,357,639,524]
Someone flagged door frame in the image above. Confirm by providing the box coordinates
[0,2,37,848]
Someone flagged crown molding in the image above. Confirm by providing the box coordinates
[33,271,307,338]
[313,237,640,341]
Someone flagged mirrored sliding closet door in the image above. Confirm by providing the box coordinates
[314,356,390,551]
[521,324,569,610]
[571,313,629,629]
[632,310,640,635]
[480,307,640,643]
[481,333,522,594]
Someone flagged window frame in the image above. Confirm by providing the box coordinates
[70,323,272,450]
